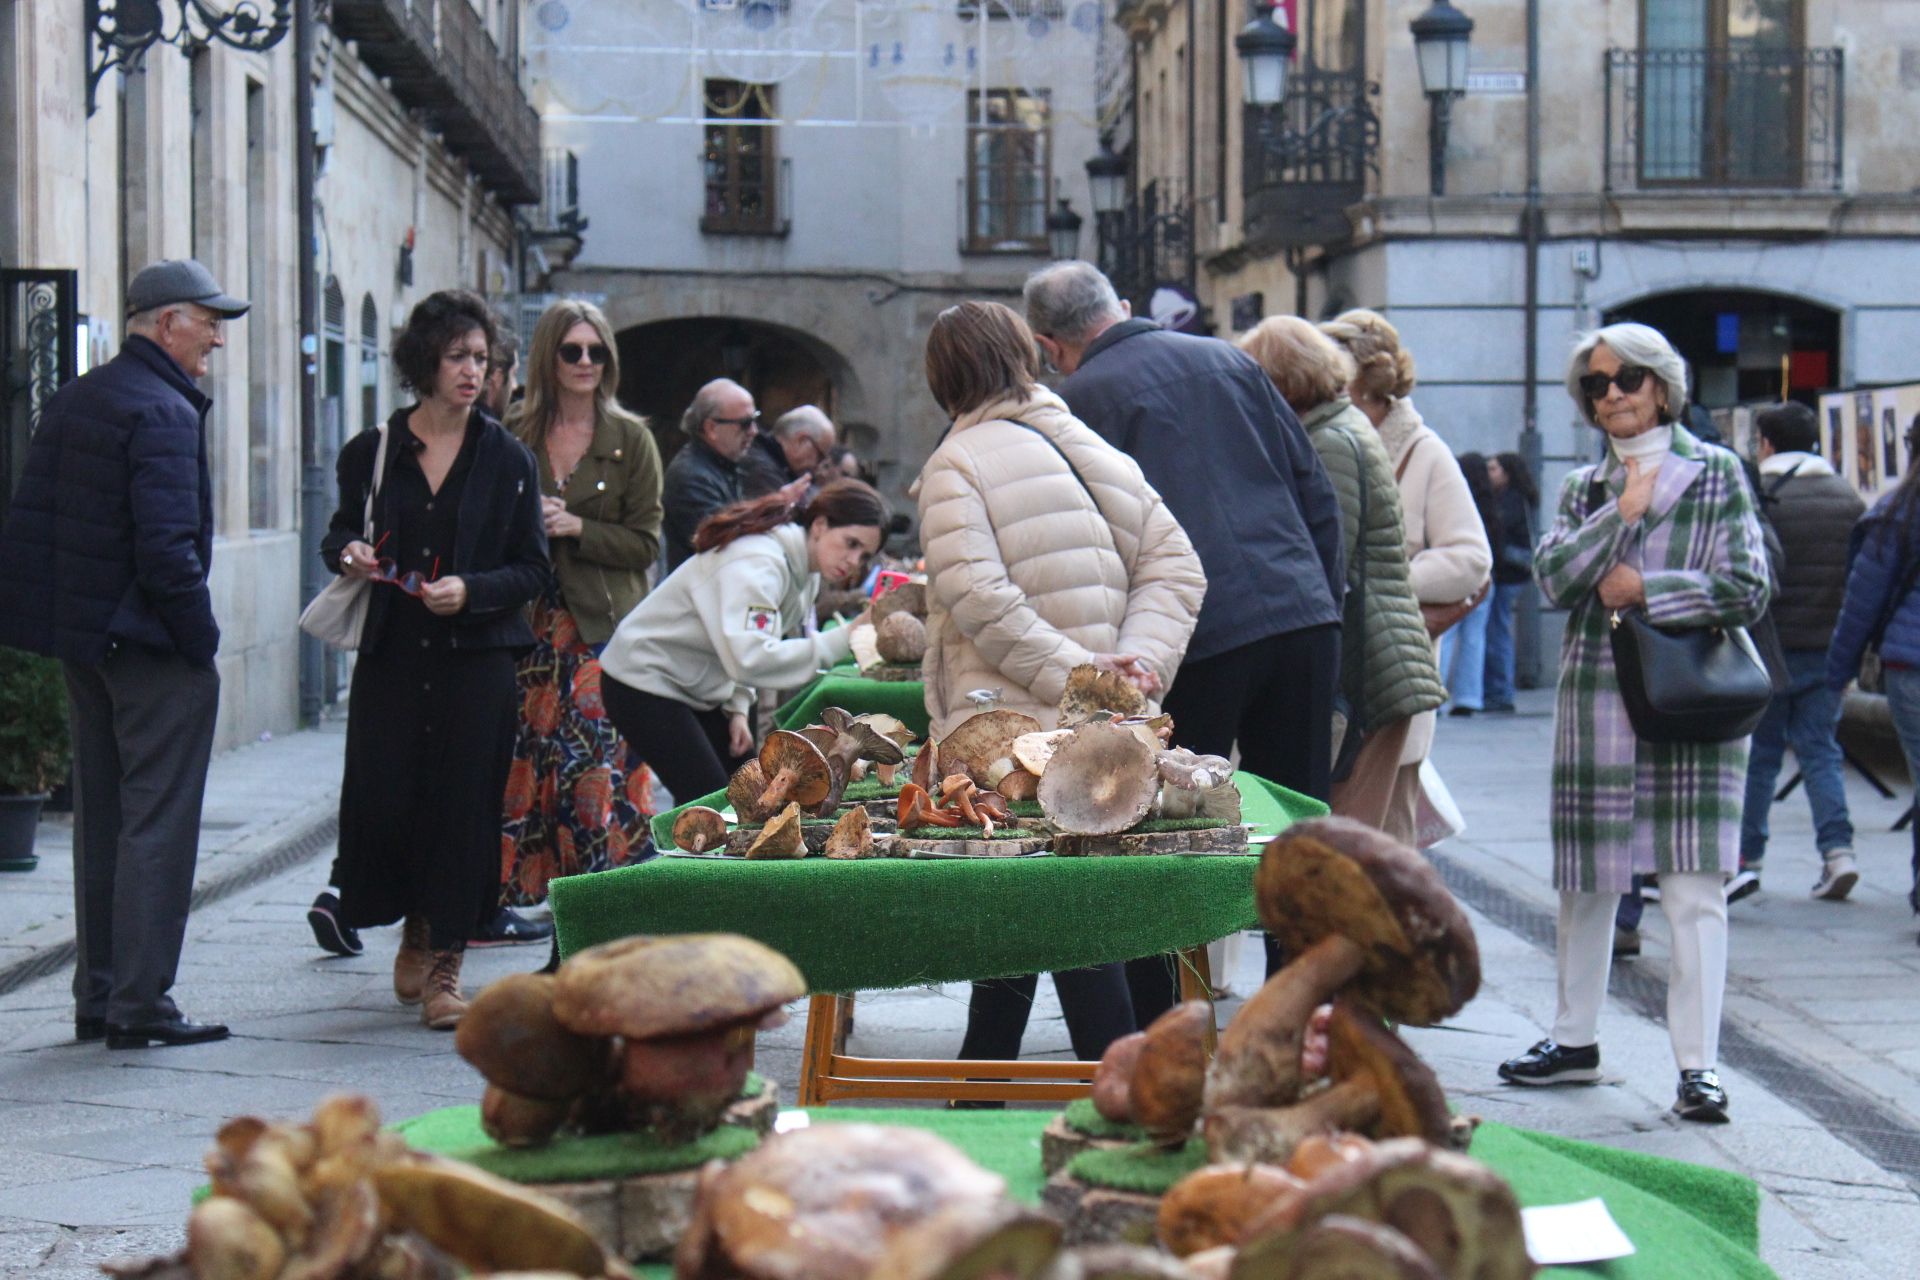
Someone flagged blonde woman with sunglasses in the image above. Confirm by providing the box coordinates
[490,300,664,941]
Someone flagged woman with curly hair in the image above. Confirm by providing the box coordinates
[309,290,548,1029]
[489,300,664,940]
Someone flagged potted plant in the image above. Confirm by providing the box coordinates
[0,648,71,872]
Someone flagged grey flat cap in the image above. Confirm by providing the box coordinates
[125,259,250,319]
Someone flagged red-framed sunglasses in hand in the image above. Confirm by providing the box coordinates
[362,532,440,597]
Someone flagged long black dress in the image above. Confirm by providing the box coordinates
[325,410,547,951]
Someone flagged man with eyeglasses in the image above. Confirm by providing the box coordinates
[740,404,838,499]
[0,259,250,1049]
[662,377,761,572]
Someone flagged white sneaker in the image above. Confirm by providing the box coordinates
[1811,851,1859,901]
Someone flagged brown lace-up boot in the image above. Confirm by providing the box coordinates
[421,948,468,1031]
[394,917,432,1005]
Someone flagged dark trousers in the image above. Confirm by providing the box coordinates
[62,648,219,1025]
[602,678,754,806]
[1135,622,1341,1009]
[958,963,1137,1063]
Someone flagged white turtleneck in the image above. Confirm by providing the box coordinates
[1608,424,1673,468]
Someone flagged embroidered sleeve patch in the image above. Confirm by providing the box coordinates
[743,605,779,634]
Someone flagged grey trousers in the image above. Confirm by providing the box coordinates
[62,648,220,1025]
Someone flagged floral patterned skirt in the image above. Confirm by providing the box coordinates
[500,583,655,904]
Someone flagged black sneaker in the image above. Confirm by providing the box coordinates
[307,892,363,957]
[1726,868,1761,904]
[469,906,555,948]
[1499,1039,1601,1086]
[1612,926,1641,958]
[1673,1069,1730,1123]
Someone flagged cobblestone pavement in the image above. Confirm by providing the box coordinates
[2,692,1918,1276]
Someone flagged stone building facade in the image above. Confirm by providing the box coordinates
[0,0,542,748]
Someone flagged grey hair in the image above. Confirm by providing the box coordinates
[772,404,834,446]
[680,377,748,438]
[1023,260,1127,342]
[126,305,184,336]
[1566,323,1689,425]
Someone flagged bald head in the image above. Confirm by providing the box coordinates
[682,378,759,461]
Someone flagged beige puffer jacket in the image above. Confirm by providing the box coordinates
[911,387,1206,740]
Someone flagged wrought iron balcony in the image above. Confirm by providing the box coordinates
[330,0,541,205]
[1241,69,1379,251]
[1094,178,1195,315]
[1604,46,1843,193]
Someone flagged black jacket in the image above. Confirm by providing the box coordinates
[0,336,219,665]
[320,408,548,654]
[662,436,744,572]
[1491,487,1536,586]
[738,431,797,499]
[1057,320,1344,662]
[1760,458,1867,650]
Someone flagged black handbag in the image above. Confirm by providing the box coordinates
[1586,477,1772,744]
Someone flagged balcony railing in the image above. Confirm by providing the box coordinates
[1241,69,1378,251]
[1604,46,1843,193]
[1095,177,1194,314]
[330,0,541,205]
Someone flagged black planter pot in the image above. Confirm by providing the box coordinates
[0,794,46,872]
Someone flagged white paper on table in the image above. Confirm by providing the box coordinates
[773,1110,811,1133]
[1521,1197,1636,1266]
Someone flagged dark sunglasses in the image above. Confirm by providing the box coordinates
[1578,365,1655,400]
[712,412,761,430]
[559,342,611,366]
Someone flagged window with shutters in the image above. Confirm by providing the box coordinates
[963,89,1050,254]
[702,80,784,236]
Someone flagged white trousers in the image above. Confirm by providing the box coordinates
[1552,872,1727,1071]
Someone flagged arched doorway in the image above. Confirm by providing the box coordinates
[1605,290,1840,410]
[617,317,854,465]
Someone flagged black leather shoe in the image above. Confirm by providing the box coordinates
[75,1016,106,1042]
[469,906,555,948]
[1674,1069,1730,1123]
[307,891,363,957]
[1499,1038,1601,1086]
[106,1016,230,1050]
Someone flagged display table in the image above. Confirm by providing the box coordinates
[394,1106,1776,1280]
[771,669,928,738]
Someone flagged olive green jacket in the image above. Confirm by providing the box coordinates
[523,409,664,646]
[1300,399,1446,731]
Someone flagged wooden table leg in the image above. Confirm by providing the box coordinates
[797,993,845,1107]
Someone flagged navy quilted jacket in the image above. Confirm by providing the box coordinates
[0,337,218,665]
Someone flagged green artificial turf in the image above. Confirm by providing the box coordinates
[1062,1097,1144,1141]
[772,676,929,739]
[1066,1137,1208,1192]
[841,776,903,802]
[1125,817,1233,833]
[899,825,1045,840]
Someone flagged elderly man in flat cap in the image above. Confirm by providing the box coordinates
[0,259,249,1049]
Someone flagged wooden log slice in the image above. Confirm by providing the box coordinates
[893,833,1054,857]
[725,816,898,856]
[1053,825,1250,857]
[860,663,924,683]
[1041,1171,1162,1247]
[1040,1114,1135,1177]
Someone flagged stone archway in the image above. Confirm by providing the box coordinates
[1602,288,1842,410]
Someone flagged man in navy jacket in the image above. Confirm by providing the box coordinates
[1027,262,1344,1020]
[0,259,247,1049]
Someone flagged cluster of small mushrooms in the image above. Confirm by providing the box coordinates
[107,1094,615,1280]
[456,933,805,1147]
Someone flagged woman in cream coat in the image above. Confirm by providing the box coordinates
[1321,310,1491,844]
[914,301,1206,1073]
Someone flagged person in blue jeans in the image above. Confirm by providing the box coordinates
[1738,403,1864,902]
[1484,452,1539,712]
[1829,414,1920,930]
[1439,453,1500,716]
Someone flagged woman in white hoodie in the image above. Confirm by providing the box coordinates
[599,479,886,803]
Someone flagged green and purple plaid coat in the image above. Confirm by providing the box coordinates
[1537,426,1771,893]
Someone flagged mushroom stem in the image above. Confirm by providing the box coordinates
[759,764,801,811]
[1204,1075,1383,1166]
[1206,933,1368,1112]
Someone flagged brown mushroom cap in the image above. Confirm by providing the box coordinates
[876,612,929,664]
[871,581,928,625]
[1092,1030,1147,1124]
[1059,663,1148,725]
[1010,729,1071,777]
[1256,817,1480,1026]
[672,806,730,854]
[942,710,1045,788]
[1157,1163,1306,1259]
[728,760,776,823]
[1131,1001,1214,1146]
[1271,1216,1445,1280]
[746,802,807,859]
[551,933,806,1041]
[857,712,917,749]
[480,1083,572,1148]
[758,731,833,811]
[455,972,609,1100]
[373,1158,609,1278]
[864,1200,1062,1280]
[1037,723,1161,835]
[701,1124,1008,1280]
[798,724,840,756]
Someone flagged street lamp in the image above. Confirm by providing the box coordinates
[1233,1,1297,108]
[86,0,294,116]
[1046,198,1084,261]
[1409,0,1474,196]
[1085,147,1128,217]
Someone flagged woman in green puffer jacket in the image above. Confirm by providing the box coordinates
[1239,317,1446,840]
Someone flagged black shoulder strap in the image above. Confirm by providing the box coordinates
[1763,460,1806,501]
[1586,470,1609,518]
[1003,418,1101,515]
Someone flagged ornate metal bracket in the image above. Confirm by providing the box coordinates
[1247,77,1382,177]
[86,0,294,116]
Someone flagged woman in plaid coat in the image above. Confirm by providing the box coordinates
[1499,323,1770,1124]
